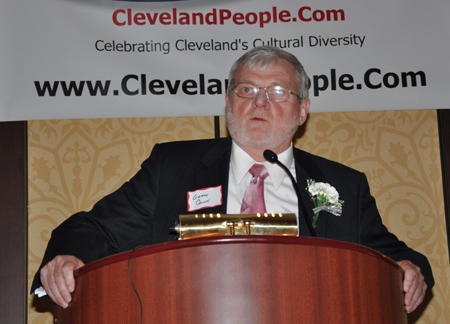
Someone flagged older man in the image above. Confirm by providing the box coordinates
[33,46,433,313]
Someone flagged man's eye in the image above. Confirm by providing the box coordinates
[273,86,286,95]
[242,87,252,93]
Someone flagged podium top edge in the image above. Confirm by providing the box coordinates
[74,236,402,278]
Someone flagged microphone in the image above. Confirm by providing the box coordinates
[263,149,317,237]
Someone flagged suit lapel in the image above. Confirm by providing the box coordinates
[194,137,232,214]
[294,149,327,237]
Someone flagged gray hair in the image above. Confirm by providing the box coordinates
[227,46,310,100]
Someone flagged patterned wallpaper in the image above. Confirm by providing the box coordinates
[28,111,449,323]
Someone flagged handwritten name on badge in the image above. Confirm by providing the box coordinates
[187,186,222,212]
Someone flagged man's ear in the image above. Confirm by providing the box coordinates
[299,99,310,126]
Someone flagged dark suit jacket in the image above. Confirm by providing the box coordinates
[32,137,434,293]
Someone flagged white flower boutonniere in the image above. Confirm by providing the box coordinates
[306,179,344,228]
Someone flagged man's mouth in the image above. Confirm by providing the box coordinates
[251,117,266,121]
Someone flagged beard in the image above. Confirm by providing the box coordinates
[226,103,300,150]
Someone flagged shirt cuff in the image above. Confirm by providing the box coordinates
[34,286,48,298]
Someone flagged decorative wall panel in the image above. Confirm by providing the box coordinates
[28,111,449,323]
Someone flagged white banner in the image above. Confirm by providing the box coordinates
[1,0,449,121]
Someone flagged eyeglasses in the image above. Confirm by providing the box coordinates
[234,83,301,102]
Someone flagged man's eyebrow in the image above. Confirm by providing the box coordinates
[237,80,289,87]
[237,80,257,85]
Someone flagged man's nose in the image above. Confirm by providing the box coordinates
[252,88,270,107]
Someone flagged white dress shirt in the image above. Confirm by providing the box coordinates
[226,141,299,227]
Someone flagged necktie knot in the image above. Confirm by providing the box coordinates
[249,164,269,180]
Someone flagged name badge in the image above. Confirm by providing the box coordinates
[187,186,222,212]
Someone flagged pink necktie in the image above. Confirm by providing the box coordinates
[240,164,269,214]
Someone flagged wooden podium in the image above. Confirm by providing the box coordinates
[55,236,407,324]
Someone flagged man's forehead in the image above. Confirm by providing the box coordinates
[242,58,287,72]
[234,60,296,83]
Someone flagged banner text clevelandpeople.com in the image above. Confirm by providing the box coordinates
[34,69,427,98]
[112,7,345,28]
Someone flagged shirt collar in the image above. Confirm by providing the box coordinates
[230,140,294,190]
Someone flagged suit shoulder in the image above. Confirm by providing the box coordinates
[144,137,231,166]
[155,137,229,151]
[294,147,364,178]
